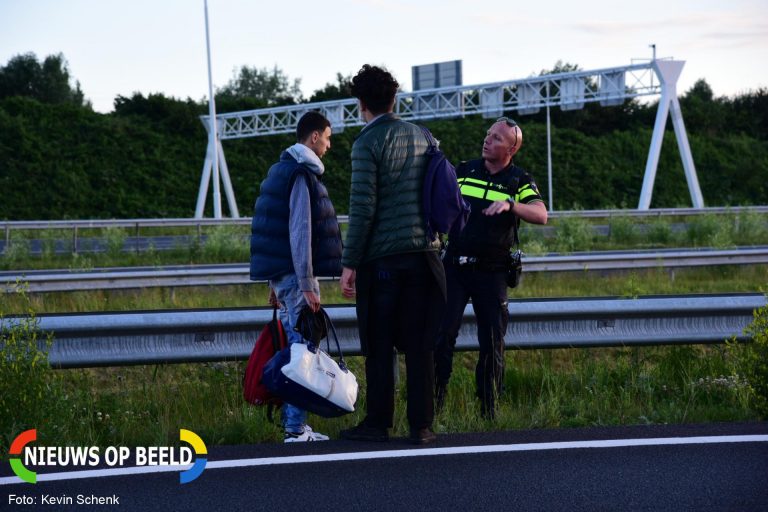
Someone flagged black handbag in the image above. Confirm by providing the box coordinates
[506,249,523,288]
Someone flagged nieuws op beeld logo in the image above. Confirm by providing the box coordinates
[7,428,207,484]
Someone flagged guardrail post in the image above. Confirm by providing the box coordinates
[72,226,78,255]
[4,224,9,254]
[135,222,140,255]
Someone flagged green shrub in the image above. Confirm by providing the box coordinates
[39,228,59,261]
[1,233,30,265]
[552,216,594,253]
[646,217,673,246]
[608,216,638,245]
[202,225,248,262]
[521,239,548,256]
[68,252,94,271]
[103,226,127,259]
[0,288,62,455]
[686,214,731,247]
[735,211,768,246]
[730,305,768,418]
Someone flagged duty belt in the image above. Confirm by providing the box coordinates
[450,255,506,271]
[453,256,479,265]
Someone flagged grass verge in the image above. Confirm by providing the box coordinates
[1,265,766,452]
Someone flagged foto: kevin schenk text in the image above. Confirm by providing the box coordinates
[9,494,121,506]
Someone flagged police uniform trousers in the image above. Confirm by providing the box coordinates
[435,258,509,415]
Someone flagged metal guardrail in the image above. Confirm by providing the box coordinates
[2,221,767,257]
[2,207,767,232]
[3,247,768,293]
[3,208,765,257]
[3,294,763,368]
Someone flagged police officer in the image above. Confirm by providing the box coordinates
[434,118,547,419]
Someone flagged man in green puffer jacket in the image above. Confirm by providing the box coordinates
[339,64,446,445]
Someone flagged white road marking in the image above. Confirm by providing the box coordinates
[1,434,766,486]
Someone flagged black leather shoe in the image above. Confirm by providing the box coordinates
[410,427,437,445]
[340,422,389,442]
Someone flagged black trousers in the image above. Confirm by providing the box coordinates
[362,253,443,430]
[434,259,509,413]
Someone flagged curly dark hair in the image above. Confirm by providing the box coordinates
[350,64,399,115]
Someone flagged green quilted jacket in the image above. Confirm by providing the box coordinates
[341,114,441,269]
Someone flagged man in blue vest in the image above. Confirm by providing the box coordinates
[250,111,343,442]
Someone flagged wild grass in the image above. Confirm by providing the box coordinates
[8,342,754,453]
[1,212,767,450]
[1,263,766,452]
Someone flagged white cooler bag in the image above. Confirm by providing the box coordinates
[281,342,358,414]
[263,308,358,417]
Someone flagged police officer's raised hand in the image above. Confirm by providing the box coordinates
[482,199,513,216]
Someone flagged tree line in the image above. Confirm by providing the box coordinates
[0,53,766,220]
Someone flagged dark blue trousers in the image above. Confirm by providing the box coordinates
[435,259,509,415]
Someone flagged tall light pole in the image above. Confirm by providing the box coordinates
[546,81,553,212]
[204,0,221,218]
[195,0,239,219]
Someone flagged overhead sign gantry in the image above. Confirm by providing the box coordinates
[196,58,702,217]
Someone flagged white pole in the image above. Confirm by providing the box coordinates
[194,144,213,218]
[546,82,553,212]
[638,91,670,209]
[204,0,222,218]
[217,139,240,217]
[639,60,702,209]
[670,94,704,208]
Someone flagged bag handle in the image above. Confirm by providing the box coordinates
[269,306,283,352]
[319,308,350,373]
[295,306,350,373]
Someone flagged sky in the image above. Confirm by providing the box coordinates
[1,0,766,114]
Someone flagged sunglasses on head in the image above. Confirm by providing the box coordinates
[496,117,518,127]
[496,117,519,148]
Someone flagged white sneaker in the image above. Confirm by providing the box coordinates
[283,425,330,443]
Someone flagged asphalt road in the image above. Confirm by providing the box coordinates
[2,422,767,511]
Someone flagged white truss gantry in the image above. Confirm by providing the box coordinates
[208,62,661,139]
[198,59,702,215]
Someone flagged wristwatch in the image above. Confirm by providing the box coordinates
[506,197,515,207]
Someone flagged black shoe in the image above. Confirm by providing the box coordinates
[410,427,437,445]
[340,422,389,442]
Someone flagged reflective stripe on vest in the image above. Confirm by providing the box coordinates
[457,177,512,202]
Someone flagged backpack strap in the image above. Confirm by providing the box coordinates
[266,403,277,424]
[269,306,283,352]
[419,125,438,151]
